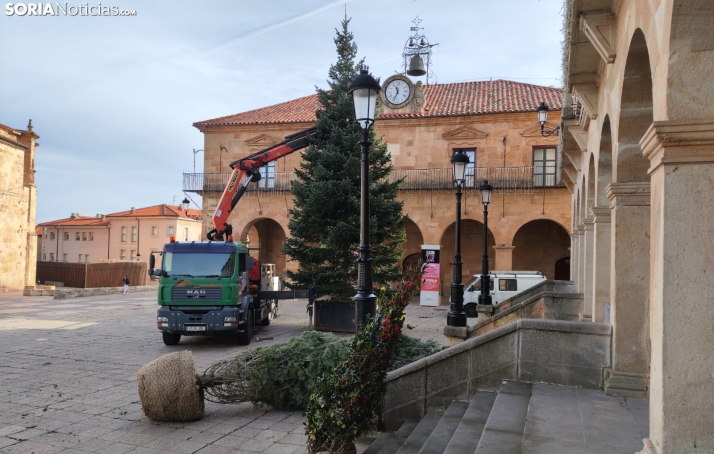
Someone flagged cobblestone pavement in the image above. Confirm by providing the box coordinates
[0,290,452,454]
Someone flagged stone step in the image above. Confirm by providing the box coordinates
[443,391,497,454]
[475,380,532,454]
[363,420,418,454]
[394,411,441,454]
[416,400,469,454]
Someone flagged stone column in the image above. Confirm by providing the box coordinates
[570,232,580,290]
[580,218,594,321]
[492,245,515,271]
[589,206,611,323]
[638,121,714,454]
[570,231,580,292]
[577,225,586,294]
[604,182,650,398]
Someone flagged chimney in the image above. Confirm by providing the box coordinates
[27,119,34,133]
[70,213,79,219]
[130,207,135,213]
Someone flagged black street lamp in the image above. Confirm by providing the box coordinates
[348,66,381,330]
[536,102,560,137]
[479,180,493,306]
[447,150,470,327]
[181,198,190,213]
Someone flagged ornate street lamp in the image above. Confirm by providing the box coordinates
[536,102,560,137]
[181,198,190,213]
[348,66,381,330]
[479,180,493,306]
[447,150,470,327]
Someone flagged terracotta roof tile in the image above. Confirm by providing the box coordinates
[37,216,111,227]
[106,204,202,219]
[194,80,562,127]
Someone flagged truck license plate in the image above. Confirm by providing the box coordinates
[185,325,206,332]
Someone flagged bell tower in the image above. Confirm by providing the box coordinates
[377,17,436,115]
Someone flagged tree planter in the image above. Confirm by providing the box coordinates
[313,299,356,333]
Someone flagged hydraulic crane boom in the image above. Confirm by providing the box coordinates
[208,127,316,241]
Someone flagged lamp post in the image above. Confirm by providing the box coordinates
[192,149,203,173]
[536,102,560,137]
[181,198,190,213]
[447,150,470,327]
[479,181,493,306]
[348,66,381,330]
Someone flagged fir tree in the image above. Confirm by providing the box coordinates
[282,17,405,299]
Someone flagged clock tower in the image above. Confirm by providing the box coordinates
[378,74,425,114]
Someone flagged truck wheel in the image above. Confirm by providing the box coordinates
[162,332,181,345]
[237,309,254,345]
[465,304,478,318]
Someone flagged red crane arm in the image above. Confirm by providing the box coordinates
[208,127,316,240]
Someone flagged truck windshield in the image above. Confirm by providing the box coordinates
[163,252,236,278]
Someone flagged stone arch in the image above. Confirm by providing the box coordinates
[401,217,424,270]
[505,214,570,246]
[596,116,613,206]
[239,218,287,276]
[439,220,496,299]
[615,29,652,183]
[512,220,571,279]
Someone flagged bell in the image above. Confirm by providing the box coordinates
[407,55,426,76]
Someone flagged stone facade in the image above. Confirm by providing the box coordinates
[192,80,572,301]
[561,0,714,451]
[0,121,38,292]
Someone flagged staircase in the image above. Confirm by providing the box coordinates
[363,380,648,454]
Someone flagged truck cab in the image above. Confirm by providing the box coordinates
[151,239,274,346]
[463,271,546,317]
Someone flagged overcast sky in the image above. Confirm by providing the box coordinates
[0,0,564,224]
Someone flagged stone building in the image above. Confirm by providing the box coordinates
[37,204,202,264]
[0,120,38,292]
[189,79,570,302]
[561,0,714,451]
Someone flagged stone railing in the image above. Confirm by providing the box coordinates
[380,318,611,430]
[467,280,583,337]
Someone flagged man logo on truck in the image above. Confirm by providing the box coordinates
[188,289,206,299]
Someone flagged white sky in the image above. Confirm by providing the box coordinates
[0,0,564,224]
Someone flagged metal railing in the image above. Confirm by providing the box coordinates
[183,166,563,195]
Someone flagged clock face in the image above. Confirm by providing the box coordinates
[385,79,411,106]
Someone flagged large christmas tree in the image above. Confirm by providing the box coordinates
[282,17,405,299]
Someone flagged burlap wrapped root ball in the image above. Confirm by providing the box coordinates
[137,351,204,421]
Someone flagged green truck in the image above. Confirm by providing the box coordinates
[150,238,313,346]
[150,239,277,346]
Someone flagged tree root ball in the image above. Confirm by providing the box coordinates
[137,351,204,421]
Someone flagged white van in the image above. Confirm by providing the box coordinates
[463,271,546,317]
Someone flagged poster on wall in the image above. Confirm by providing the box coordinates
[420,245,440,307]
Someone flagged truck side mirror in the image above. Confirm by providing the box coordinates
[149,254,155,269]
